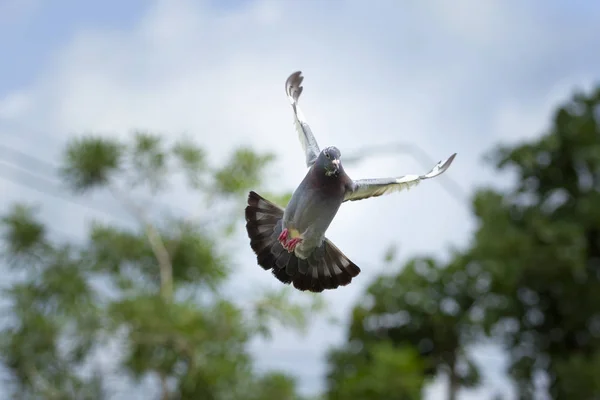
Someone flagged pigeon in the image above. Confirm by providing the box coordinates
[245,71,457,293]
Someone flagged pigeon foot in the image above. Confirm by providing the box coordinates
[278,228,289,243]
[284,237,303,253]
[278,227,302,252]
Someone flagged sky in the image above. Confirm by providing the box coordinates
[1,0,599,398]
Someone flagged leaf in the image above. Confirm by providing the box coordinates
[251,286,325,337]
[172,137,207,189]
[0,203,47,260]
[212,147,275,196]
[129,131,168,191]
[60,135,124,192]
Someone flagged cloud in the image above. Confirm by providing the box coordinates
[1,0,600,398]
[0,91,32,119]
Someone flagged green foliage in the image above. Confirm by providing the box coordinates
[60,136,124,192]
[0,220,102,399]
[213,147,275,196]
[553,350,600,398]
[129,131,169,191]
[87,220,227,290]
[109,295,252,399]
[252,286,326,338]
[468,86,600,398]
[249,373,301,400]
[1,204,47,260]
[0,133,319,400]
[326,254,481,399]
[327,342,426,400]
[262,191,294,208]
[172,136,207,189]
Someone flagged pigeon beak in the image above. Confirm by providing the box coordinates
[331,158,340,176]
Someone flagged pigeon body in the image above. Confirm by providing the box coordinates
[282,147,351,259]
[245,71,457,292]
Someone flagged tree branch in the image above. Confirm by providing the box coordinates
[160,373,170,400]
[26,364,62,400]
[110,186,175,400]
[109,186,173,300]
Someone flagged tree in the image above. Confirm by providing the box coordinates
[249,372,301,400]
[469,86,600,399]
[325,252,481,400]
[326,341,427,400]
[0,132,321,399]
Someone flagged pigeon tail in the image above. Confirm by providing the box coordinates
[245,191,361,292]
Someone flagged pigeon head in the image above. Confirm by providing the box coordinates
[316,146,343,177]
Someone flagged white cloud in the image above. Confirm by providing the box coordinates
[0,91,32,119]
[1,0,600,398]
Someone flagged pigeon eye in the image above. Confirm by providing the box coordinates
[325,151,330,159]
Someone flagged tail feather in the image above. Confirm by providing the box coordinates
[310,265,323,292]
[270,242,285,258]
[320,262,335,290]
[246,191,284,271]
[276,251,291,270]
[297,258,309,275]
[272,264,293,284]
[325,240,360,285]
[257,248,276,271]
[324,254,341,288]
[293,269,312,291]
[245,191,361,292]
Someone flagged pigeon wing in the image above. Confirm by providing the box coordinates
[343,153,457,202]
[285,71,320,168]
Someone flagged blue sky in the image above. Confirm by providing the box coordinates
[1,0,600,399]
[0,1,144,92]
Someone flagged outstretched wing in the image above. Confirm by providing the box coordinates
[343,153,457,202]
[285,71,320,168]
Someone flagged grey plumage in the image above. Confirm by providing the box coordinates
[245,71,457,292]
[285,71,320,168]
[343,153,457,202]
[245,191,359,292]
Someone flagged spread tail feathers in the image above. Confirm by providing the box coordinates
[245,191,361,292]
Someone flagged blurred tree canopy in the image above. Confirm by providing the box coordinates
[326,86,600,400]
[470,87,600,399]
[326,254,481,400]
[0,132,320,400]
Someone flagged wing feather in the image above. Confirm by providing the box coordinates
[343,153,457,202]
[285,71,320,168]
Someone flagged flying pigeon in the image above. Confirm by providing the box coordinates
[245,71,456,293]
